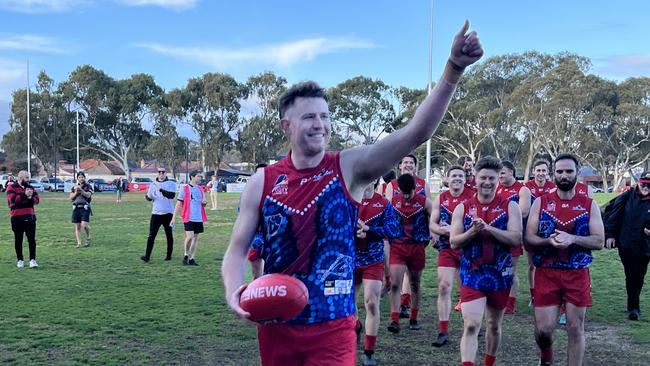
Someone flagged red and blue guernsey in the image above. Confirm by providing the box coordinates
[437,189,474,251]
[575,182,590,197]
[497,181,524,203]
[356,193,401,266]
[460,195,513,291]
[390,176,427,197]
[533,192,593,269]
[391,194,430,244]
[258,152,359,325]
[525,180,556,201]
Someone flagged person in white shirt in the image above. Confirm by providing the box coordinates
[141,168,177,263]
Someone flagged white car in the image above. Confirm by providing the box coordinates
[28,179,46,192]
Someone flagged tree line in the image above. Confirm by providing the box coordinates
[2,51,649,189]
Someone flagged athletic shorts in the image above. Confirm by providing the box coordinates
[511,243,524,257]
[390,243,426,272]
[354,261,384,284]
[460,285,511,311]
[183,221,204,233]
[257,315,356,366]
[71,208,91,223]
[533,267,592,308]
[438,248,461,268]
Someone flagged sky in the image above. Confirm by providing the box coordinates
[1,0,649,139]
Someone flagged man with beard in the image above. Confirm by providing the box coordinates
[450,156,522,366]
[526,153,604,366]
[385,154,431,319]
[458,156,477,194]
[430,165,474,347]
[496,160,531,314]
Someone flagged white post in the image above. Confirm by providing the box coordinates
[26,59,31,178]
[76,111,80,172]
[425,0,434,188]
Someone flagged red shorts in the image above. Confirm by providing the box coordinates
[511,244,523,257]
[533,267,592,307]
[257,316,356,366]
[354,261,384,285]
[390,243,426,272]
[437,248,461,269]
[247,248,260,262]
[460,285,511,311]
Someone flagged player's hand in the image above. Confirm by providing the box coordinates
[440,223,452,235]
[228,283,257,326]
[605,238,616,249]
[356,229,367,239]
[472,218,486,232]
[449,20,484,69]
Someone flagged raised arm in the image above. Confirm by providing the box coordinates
[222,171,264,323]
[340,21,484,198]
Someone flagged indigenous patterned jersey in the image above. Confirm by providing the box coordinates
[356,193,401,266]
[459,195,513,291]
[390,176,427,197]
[257,152,359,325]
[437,189,474,251]
[391,193,430,245]
[533,192,593,269]
[497,181,525,203]
[575,182,590,197]
[525,180,556,201]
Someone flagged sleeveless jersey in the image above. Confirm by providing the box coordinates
[258,152,359,324]
[437,189,474,251]
[533,192,593,269]
[575,182,590,197]
[356,192,401,266]
[525,180,556,201]
[391,193,430,245]
[390,176,427,197]
[459,195,513,291]
[497,181,524,203]
[464,176,477,194]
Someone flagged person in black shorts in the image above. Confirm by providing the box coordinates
[70,171,93,248]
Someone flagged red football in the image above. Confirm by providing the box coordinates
[240,274,309,322]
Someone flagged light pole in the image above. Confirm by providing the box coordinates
[26,59,31,177]
[76,110,80,172]
[425,0,434,187]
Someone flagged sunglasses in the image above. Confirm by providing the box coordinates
[640,182,650,188]
[158,171,166,174]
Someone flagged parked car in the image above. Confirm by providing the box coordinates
[89,178,117,192]
[589,185,604,193]
[41,177,65,192]
[236,176,250,184]
[28,179,46,192]
[0,174,14,191]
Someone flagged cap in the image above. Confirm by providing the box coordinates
[639,171,650,184]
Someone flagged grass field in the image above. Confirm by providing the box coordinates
[0,191,648,365]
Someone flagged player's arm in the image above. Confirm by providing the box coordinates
[484,201,522,247]
[384,183,394,201]
[525,198,552,247]
[367,203,401,240]
[587,185,594,198]
[424,180,432,201]
[429,196,448,236]
[450,203,478,248]
[340,21,483,195]
[222,171,264,322]
[569,200,605,250]
[518,186,532,219]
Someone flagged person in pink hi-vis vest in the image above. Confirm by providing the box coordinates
[171,171,207,266]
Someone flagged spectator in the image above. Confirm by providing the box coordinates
[6,170,40,268]
[142,168,176,263]
[70,172,93,248]
[604,171,650,320]
[171,171,207,266]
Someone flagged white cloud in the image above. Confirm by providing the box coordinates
[115,0,197,10]
[594,54,650,79]
[136,37,376,69]
[0,35,68,54]
[0,0,86,13]
[0,58,26,85]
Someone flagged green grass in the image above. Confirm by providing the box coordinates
[0,192,647,365]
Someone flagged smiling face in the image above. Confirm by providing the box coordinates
[499,167,515,186]
[447,168,466,191]
[281,97,331,157]
[476,168,499,197]
[399,156,416,175]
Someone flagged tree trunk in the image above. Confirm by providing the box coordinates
[523,137,536,182]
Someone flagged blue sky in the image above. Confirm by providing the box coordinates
[1,0,649,138]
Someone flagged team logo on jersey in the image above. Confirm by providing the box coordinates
[572,205,586,211]
[482,206,489,212]
[413,202,422,209]
[395,201,402,209]
[271,175,288,196]
[491,207,503,213]
[443,199,450,206]
[546,201,556,212]
[372,202,384,208]
[469,205,478,218]
[561,203,569,208]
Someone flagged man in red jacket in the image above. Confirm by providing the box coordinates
[6,170,40,268]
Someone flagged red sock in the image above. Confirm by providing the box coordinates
[400,293,411,306]
[484,354,496,366]
[461,362,475,366]
[410,308,419,321]
[507,296,516,308]
[541,348,553,363]
[391,312,399,322]
[440,320,449,334]
[364,334,377,352]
